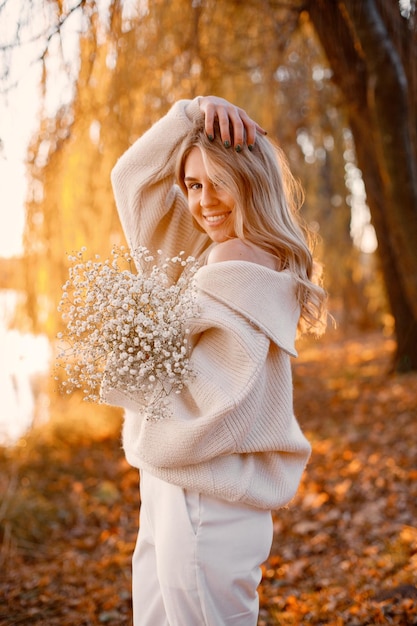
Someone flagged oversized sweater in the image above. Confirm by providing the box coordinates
[105,97,312,510]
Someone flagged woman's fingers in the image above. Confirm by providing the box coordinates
[238,109,267,149]
[203,102,216,141]
[217,105,244,148]
[199,96,266,151]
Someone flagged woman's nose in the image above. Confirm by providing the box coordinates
[200,184,218,207]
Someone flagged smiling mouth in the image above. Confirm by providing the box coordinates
[204,213,231,224]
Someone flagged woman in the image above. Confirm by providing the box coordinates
[105,96,327,625]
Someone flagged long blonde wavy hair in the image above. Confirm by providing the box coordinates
[176,118,328,335]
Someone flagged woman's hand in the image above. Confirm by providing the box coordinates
[198,96,266,151]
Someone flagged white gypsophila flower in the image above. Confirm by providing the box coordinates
[55,246,199,421]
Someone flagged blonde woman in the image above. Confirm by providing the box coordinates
[106,96,327,626]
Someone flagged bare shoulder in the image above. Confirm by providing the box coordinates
[207,239,257,264]
[207,239,279,270]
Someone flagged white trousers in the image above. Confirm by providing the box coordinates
[132,471,273,626]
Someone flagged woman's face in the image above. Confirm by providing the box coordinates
[183,147,236,242]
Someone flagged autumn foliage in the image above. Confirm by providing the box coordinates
[1,330,416,625]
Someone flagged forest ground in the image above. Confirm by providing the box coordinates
[0,329,416,625]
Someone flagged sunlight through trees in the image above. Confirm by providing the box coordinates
[1,0,416,369]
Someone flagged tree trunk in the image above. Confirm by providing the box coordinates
[307,0,417,371]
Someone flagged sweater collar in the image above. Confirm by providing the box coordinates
[195,261,299,357]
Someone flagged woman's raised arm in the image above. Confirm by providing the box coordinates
[111,98,208,260]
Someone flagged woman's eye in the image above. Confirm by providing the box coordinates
[188,183,202,191]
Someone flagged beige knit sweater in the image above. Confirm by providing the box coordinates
[105,97,311,510]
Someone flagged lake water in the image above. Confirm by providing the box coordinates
[0,290,51,445]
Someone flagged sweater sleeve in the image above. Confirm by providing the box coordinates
[111,98,211,262]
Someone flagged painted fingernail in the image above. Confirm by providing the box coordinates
[235,144,243,153]
[248,144,254,152]
[208,134,214,141]
[224,140,231,149]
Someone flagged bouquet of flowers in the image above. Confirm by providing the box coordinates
[56,246,199,420]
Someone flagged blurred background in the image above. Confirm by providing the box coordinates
[0,0,416,443]
[1,4,417,624]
